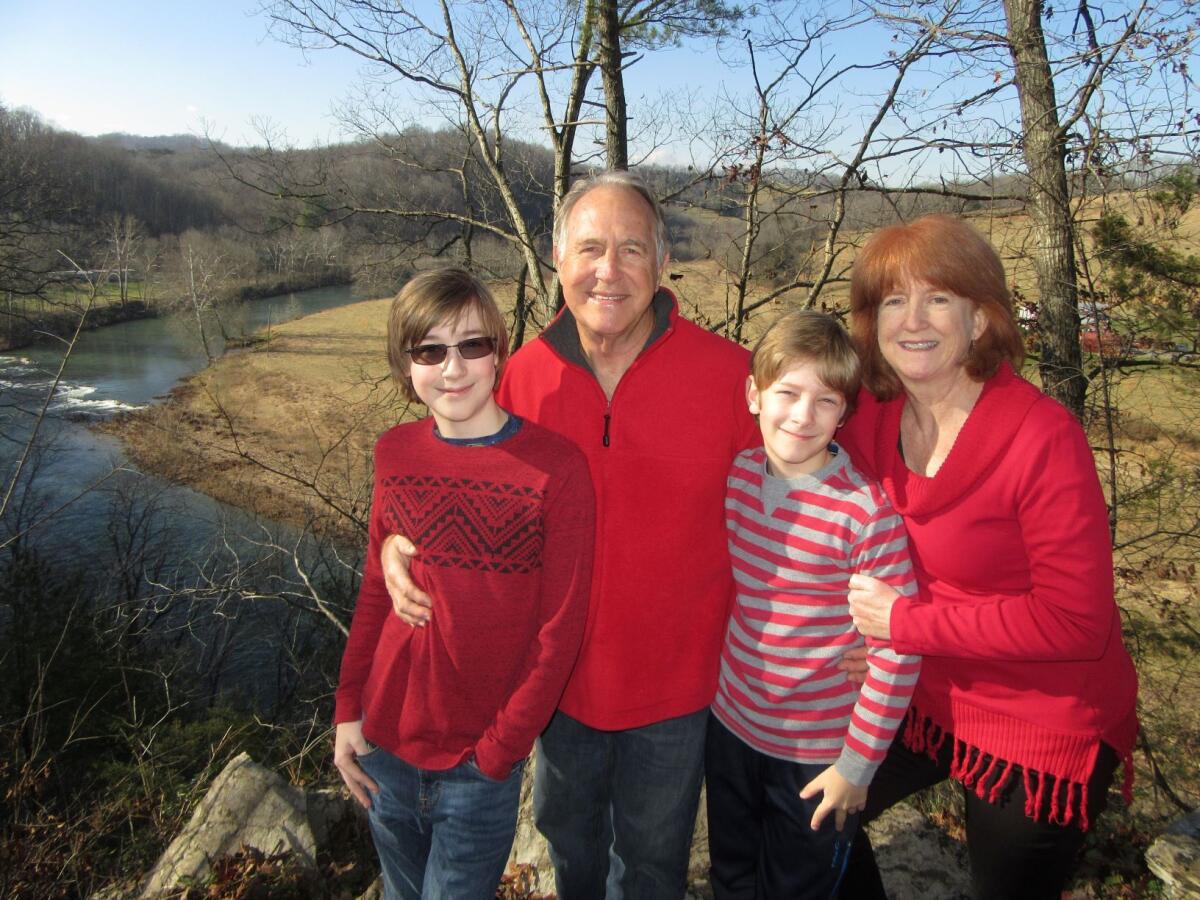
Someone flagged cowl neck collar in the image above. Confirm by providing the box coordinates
[873,362,1040,518]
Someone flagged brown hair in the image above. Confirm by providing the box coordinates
[751,309,861,413]
[849,214,1025,400]
[386,268,509,404]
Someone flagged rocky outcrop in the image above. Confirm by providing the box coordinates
[138,752,330,897]
[1146,807,1200,899]
[139,750,972,899]
[867,804,971,899]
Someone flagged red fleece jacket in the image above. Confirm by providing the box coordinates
[838,363,1138,827]
[498,290,759,729]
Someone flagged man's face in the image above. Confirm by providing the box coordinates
[555,185,666,345]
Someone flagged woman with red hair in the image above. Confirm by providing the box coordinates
[837,215,1137,899]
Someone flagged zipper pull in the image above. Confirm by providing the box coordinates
[603,413,611,447]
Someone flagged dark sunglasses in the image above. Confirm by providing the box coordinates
[405,336,497,366]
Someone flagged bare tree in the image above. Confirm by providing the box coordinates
[845,0,1197,415]
[178,240,238,363]
[107,214,143,305]
[243,0,743,326]
[0,105,70,306]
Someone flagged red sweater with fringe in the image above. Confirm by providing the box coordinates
[837,363,1138,829]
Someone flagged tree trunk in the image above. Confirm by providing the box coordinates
[514,263,529,351]
[597,0,628,169]
[1003,0,1086,417]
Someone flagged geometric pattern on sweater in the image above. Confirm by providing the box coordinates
[378,474,545,574]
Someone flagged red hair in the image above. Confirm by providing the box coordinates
[849,215,1025,399]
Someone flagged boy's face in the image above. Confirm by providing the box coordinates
[747,360,847,479]
[408,308,505,439]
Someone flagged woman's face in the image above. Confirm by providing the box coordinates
[876,278,987,392]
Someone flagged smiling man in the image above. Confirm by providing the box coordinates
[384,171,757,898]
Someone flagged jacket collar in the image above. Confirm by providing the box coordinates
[541,287,677,371]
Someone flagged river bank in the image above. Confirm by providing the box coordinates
[98,261,743,535]
[0,269,354,352]
[0,299,158,351]
[99,261,758,535]
[100,295,406,542]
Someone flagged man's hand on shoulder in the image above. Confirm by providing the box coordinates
[381,534,432,626]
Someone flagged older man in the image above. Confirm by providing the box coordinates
[383,171,757,898]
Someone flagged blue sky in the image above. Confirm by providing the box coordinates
[0,0,759,149]
[1,0,373,144]
[0,0,1017,180]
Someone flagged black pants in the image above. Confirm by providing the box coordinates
[706,714,857,900]
[838,730,1120,900]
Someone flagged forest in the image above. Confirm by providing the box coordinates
[2,0,1199,896]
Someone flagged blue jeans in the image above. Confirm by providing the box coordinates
[533,708,708,900]
[357,744,523,900]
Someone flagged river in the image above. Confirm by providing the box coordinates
[0,284,369,707]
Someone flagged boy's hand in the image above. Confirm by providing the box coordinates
[334,720,380,809]
[837,645,869,685]
[381,534,432,626]
[799,765,868,832]
[848,573,899,640]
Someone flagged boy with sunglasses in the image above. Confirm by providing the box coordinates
[333,268,595,899]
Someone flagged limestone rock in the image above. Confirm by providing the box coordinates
[505,758,554,892]
[1146,807,1200,899]
[139,752,317,898]
[868,804,971,900]
[306,784,360,848]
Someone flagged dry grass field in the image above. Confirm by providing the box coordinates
[103,205,1200,894]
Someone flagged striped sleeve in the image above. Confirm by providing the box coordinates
[835,491,921,786]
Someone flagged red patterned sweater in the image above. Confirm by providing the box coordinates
[334,417,595,780]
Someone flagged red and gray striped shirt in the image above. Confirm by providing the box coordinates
[713,445,921,786]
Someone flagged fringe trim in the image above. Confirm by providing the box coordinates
[900,707,1098,830]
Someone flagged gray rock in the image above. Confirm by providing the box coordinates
[306,784,360,848]
[868,804,971,900]
[1146,807,1200,899]
[139,752,317,898]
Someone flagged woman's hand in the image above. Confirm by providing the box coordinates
[837,645,869,685]
[381,534,432,626]
[848,573,900,640]
[799,765,868,832]
[333,720,380,809]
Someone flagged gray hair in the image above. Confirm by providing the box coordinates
[553,170,669,265]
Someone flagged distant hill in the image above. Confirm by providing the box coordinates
[93,132,236,155]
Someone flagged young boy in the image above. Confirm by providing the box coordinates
[333,268,594,900]
[706,310,920,899]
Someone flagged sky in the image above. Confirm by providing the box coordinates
[0,0,763,151]
[0,0,370,145]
